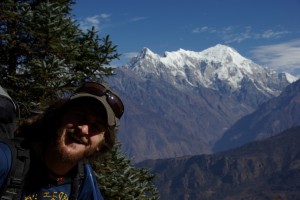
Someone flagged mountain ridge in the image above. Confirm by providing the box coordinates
[136,126,300,200]
[125,44,297,94]
[213,78,300,153]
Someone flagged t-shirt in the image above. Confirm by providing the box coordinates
[0,142,104,200]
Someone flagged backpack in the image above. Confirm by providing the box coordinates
[0,86,28,200]
[0,138,30,200]
[0,86,25,200]
[0,86,17,139]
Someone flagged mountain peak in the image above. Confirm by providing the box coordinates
[280,72,299,83]
[201,44,245,64]
[137,47,157,59]
[127,47,159,71]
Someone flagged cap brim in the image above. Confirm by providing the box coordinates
[70,93,118,126]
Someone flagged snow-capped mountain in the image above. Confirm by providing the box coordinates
[126,44,296,95]
[107,44,297,162]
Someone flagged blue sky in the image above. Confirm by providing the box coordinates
[72,0,300,76]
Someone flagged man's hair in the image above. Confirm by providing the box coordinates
[16,98,117,154]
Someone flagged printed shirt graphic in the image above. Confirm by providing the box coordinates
[23,184,71,200]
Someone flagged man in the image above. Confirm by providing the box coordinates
[0,81,124,200]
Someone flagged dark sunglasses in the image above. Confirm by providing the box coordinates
[74,82,124,118]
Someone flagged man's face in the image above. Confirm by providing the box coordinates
[53,101,107,164]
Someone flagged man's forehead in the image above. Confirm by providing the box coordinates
[67,98,105,113]
[68,97,104,109]
[65,105,106,124]
[72,103,105,114]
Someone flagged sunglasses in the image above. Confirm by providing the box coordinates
[73,82,124,118]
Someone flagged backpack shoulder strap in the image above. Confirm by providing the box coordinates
[0,138,30,200]
[69,161,85,200]
[78,161,85,180]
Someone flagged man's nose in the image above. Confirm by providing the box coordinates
[78,124,89,134]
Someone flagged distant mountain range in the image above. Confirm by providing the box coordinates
[213,78,300,153]
[136,126,300,200]
[107,44,297,162]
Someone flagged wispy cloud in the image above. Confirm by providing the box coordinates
[192,26,209,33]
[129,17,147,22]
[78,13,111,31]
[78,14,146,32]
[221,26,252,43]
[261,29,290,39]
[123,52,138,59]
[192,26,291,44]
[110,52,139,67]
[250,39,300,76]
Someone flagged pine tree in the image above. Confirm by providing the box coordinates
[0,0,120,116]
[91,143,160,200]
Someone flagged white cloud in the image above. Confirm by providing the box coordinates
[192,26,209,33]
[222,27,291,44]
[78,14,146,33]
[192,26,291,44]
[110,52,138,67]
[222,26,252,43]
[261,30,290,39]
[79,13,111,31]
[124,52,138,59]
[250,39,300,76]
[130,17,147,22]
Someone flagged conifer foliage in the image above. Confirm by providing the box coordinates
[0,0,120,115]
[91,144,159,200]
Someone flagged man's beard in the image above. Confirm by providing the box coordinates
[53,128,96,164]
